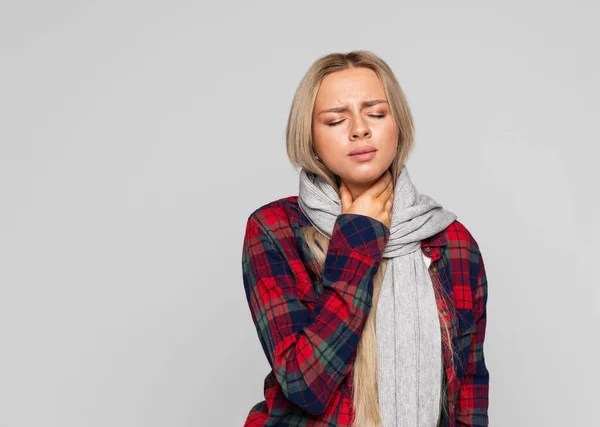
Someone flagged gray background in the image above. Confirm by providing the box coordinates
[1,1,598,426]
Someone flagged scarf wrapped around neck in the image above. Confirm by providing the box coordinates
[298,164,457,426]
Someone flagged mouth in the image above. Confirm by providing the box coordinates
[349,150,377,162]
[349,150,376,155]
[348,147,377,156]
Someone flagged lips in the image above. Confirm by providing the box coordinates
[348,146,377,156]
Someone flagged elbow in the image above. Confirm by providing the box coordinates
[281,384,331,416]
[289,394,328,416]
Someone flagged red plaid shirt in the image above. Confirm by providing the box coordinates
[241,196,489,426]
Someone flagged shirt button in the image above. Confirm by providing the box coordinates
[424,247,432,252]
[431,265,438,273]
[440,309,448,316]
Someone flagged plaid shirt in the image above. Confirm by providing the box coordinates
[241,196,489,426]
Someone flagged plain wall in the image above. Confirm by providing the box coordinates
[1,1,598,426]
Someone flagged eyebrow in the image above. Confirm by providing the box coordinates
[317,99,389,115]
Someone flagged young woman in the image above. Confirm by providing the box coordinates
[241,51,489,427]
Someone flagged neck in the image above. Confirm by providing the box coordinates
[342,178,378,200]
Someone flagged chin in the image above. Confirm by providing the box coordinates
[342,164,387,184]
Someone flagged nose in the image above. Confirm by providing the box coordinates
[350,116,371,140]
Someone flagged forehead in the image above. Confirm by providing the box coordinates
[315,68,386,106]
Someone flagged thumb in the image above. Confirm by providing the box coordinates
[340,182,353,213]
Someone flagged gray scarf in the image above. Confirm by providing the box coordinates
[298,164,457,427]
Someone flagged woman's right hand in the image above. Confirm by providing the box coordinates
[339,170,394,230]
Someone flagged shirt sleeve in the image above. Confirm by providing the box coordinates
[241,212,390,415]
[456,244,490,426]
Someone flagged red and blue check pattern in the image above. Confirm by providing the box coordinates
[241,196,489,426]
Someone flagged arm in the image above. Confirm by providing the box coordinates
[456,244,490,426]
[242,213,389,415]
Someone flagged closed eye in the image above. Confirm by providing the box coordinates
[327,114,386,127]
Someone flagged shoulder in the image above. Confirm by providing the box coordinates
[445,219,483,257]
[443,219,487,287]
[242,197,310,276]
[245,195,300,239]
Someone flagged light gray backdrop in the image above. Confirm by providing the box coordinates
[1,1,598,426]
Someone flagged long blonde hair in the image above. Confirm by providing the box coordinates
[286,51,455,426]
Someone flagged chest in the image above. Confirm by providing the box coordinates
[293,224,475,381]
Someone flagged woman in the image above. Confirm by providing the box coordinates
[241,51,489,427]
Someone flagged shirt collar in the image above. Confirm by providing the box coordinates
[420,228,448,248]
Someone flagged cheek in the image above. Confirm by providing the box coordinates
[381,119,398,139]
[377,120,398,150]
[313,126,345,153]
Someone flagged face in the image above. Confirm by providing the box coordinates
[312,67,398,193]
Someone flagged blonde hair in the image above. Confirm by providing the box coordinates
[286,51,455,426]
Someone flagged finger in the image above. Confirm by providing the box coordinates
[377,175,395,206]
[374,177,393,200]
[359,173,386,199]
[385,195,393,210]
[340,183,352,212]
[388,181,395,198]
[364,177,388,200]
[376,171,394,197]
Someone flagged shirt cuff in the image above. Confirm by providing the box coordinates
[328,213,390,261]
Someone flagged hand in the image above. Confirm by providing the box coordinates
[339,170,394,229]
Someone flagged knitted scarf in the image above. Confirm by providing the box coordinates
[298,164,457,426]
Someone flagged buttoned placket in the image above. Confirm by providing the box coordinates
[422,242,459,426]
[423,245,450,317]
